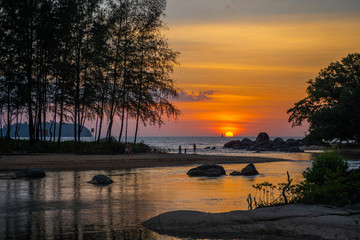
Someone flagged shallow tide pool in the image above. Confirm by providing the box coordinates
[0,160,314,240]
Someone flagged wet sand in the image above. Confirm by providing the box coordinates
[0,152,289,171]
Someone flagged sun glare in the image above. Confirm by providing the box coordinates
[225,132,234,137]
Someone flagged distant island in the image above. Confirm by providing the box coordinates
[1,122,92,138]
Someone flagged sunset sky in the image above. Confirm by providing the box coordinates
[118,0,360,137]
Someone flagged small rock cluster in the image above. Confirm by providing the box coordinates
[187,164,226,177]
[224,132,304,152]
[187,163,259,177]
[229,163,259,176]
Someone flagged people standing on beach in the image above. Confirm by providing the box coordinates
[178,145,182,154]
[184,148,187,154]
[125,143,133,155]
[193,143,196,154]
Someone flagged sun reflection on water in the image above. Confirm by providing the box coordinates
[0,161,311,239]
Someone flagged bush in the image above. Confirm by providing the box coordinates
[248,149,360,208]
[296,149,352,206]
[303,150,348,184]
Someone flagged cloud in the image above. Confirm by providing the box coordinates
[177,90,216,102]
[166,0,360,24]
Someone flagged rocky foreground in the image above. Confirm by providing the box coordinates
[143,204,360,240]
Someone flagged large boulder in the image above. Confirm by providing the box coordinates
[287,146,304,153]
[286,138,297,146]
[143,204,360,240]
[87,174,114,185]
[255,132,270,144]
[187,164,226,177]
[274,137,285,144]
[241,138,253,145]
[15,168,46,179]
[239,163,259,176]
[223,140,241,148]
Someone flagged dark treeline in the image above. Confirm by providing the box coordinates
[0,0,180,144]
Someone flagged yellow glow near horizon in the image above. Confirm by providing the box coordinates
[161,14,360,136]
[225,132,234,137]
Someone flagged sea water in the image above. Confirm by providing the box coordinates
[0,136,359,240]
[131,136,319,161]
[0,162,310,240]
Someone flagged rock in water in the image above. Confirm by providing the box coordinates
[15,168,46,179]
[187,164,226,177]
[240,163,259,176]
[274,137,285,144]
[255,132,270,143]
[229,171,242,176]
[223,140,241,148]
[87,174,113,185]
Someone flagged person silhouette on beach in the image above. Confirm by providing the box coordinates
[178,145,182,154]
[193,143,196,154]
[125,143,133,155]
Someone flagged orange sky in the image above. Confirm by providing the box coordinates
[118,0,360,137]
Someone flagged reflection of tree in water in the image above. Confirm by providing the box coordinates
[0,170,167,239]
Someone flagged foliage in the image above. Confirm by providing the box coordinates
[248,150,360,208]
[248,173,296,209]
[287,53,360,143]
[0,0,180,144]
[295,149,354,206]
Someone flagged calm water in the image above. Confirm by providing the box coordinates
[0,161,311,240]
[1,136,359,239]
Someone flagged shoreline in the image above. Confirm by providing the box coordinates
[0,152,291,171]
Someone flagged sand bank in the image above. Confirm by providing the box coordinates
[0,152,289,171]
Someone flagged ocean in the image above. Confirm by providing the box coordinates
[131,136,317,161]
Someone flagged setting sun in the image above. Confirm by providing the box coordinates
[225,132,234,137]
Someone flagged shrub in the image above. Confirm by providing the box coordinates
[295,149,352,206]
[248,149,360,208]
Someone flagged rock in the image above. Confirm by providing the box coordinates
[274,137,285,144]
[287,146,304,153]
[206,168,222,177]
[224,133,305,153]
[142,204,360,240]
[229,171,242,176]
[15,168,46,179]
[241,138,253,145]
[223,139,252,149]
[87,174,113,185]
[205,147,210,149]
[211,147,216,150]
[296,139,305,146]
[223,140,241,148]
[249,141,276,151]
[240,163,259,176]
[255,132,270,144]
[187,164,226,177]
[286,138,297,146]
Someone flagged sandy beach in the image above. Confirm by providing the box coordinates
[0,152,289,171]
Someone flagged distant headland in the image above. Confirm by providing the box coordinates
[0,122,92,138]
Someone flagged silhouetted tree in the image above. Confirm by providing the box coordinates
[0,0,179,143]
[288,53,360,143]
